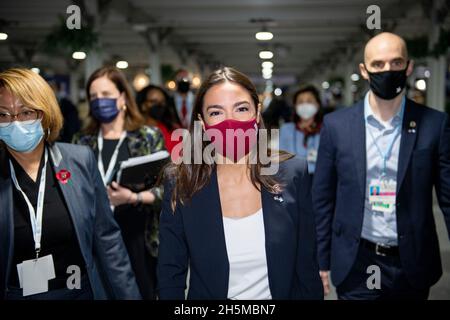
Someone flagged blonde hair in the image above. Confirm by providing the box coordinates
[0,68,63,142]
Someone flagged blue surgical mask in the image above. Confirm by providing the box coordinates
[0,119,44,153]
[89,98,120,123]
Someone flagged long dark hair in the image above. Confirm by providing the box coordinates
[136,84,180,131]
[164,67,292,210]
[84,66,144,135]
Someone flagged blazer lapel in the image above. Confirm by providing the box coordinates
[0,148,14,294]
[396,99,419,193]
[350,101,367,197]
[192,169,229,298]
[260,186,286,298]
[48,144,85,242]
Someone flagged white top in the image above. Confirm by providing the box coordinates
[223,208,272,300]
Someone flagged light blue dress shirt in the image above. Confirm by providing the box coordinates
[361,92,405,246]
[279,122,320,174]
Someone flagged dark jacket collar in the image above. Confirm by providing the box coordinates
[350,96,421,195]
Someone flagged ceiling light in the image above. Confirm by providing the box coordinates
[259,51,273,59]
[116,61,129,69]
[72,51,86,60]
[262,61,274,69]
[255,31,273,41]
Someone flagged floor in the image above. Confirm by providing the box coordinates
[326,193,450,300]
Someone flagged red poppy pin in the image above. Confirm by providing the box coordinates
[56,169,72,185]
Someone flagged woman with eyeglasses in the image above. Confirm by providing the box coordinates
[0,68,141,300]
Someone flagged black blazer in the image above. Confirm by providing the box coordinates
[313,98,450,289]
[157,156,323,300]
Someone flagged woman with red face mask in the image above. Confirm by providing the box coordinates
[157,67,323,300]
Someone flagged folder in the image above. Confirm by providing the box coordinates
[115,150,170,192]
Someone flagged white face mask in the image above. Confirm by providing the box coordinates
[296,103,318,120]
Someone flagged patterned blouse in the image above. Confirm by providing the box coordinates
[72,125,166,258]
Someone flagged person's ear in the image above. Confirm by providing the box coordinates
[118,92,126,110]
[406,59,414,77]
[359,62,369,81]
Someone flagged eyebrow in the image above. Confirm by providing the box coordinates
[206,100,250,111]
[0,104,25,110]
[371,57,405,65]
[206,105,224,111]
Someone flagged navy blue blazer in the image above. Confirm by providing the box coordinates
[0,142,141,299]
[312,98,450,289]
[157,156,323,300]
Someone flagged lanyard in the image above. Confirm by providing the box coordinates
[366,100,404,178]
[97,131,127,186]
[9,148,48,259]
[293,128,317,158]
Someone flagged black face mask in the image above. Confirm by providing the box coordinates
[147,103,166,121]
[365,61,409,100]
[177,81,190,93]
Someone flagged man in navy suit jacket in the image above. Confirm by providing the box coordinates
[313,32,450,299]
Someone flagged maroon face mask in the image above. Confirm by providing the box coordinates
[204,118,258,162]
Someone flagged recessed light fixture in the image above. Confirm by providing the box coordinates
[116,61,129,69]
[259,51,273,59]
[262,61,274,69]
[72,51,86,60]
[255,31,273,41]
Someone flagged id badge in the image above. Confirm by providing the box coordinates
[368,178,397,213]
[17,254,56,296]
[307,149,318,163]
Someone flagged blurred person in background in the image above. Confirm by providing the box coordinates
[136,84,181,154]
[262,97,291,129]
[279,85,323,175]
[173,69,195,128]
[72,66,165,300]
[49,81,81,143]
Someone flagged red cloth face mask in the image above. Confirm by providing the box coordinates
[204,118,258,162]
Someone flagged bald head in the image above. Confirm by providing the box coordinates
[364,32,408,65]
[360,32,413,80]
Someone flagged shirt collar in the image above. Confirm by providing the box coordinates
[364,91,405,129]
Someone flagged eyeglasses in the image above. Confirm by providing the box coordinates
[0,109,43,127]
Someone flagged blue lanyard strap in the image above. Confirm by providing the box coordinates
[365,98,405,178]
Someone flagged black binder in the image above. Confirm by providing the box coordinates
[115,151,170,192]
